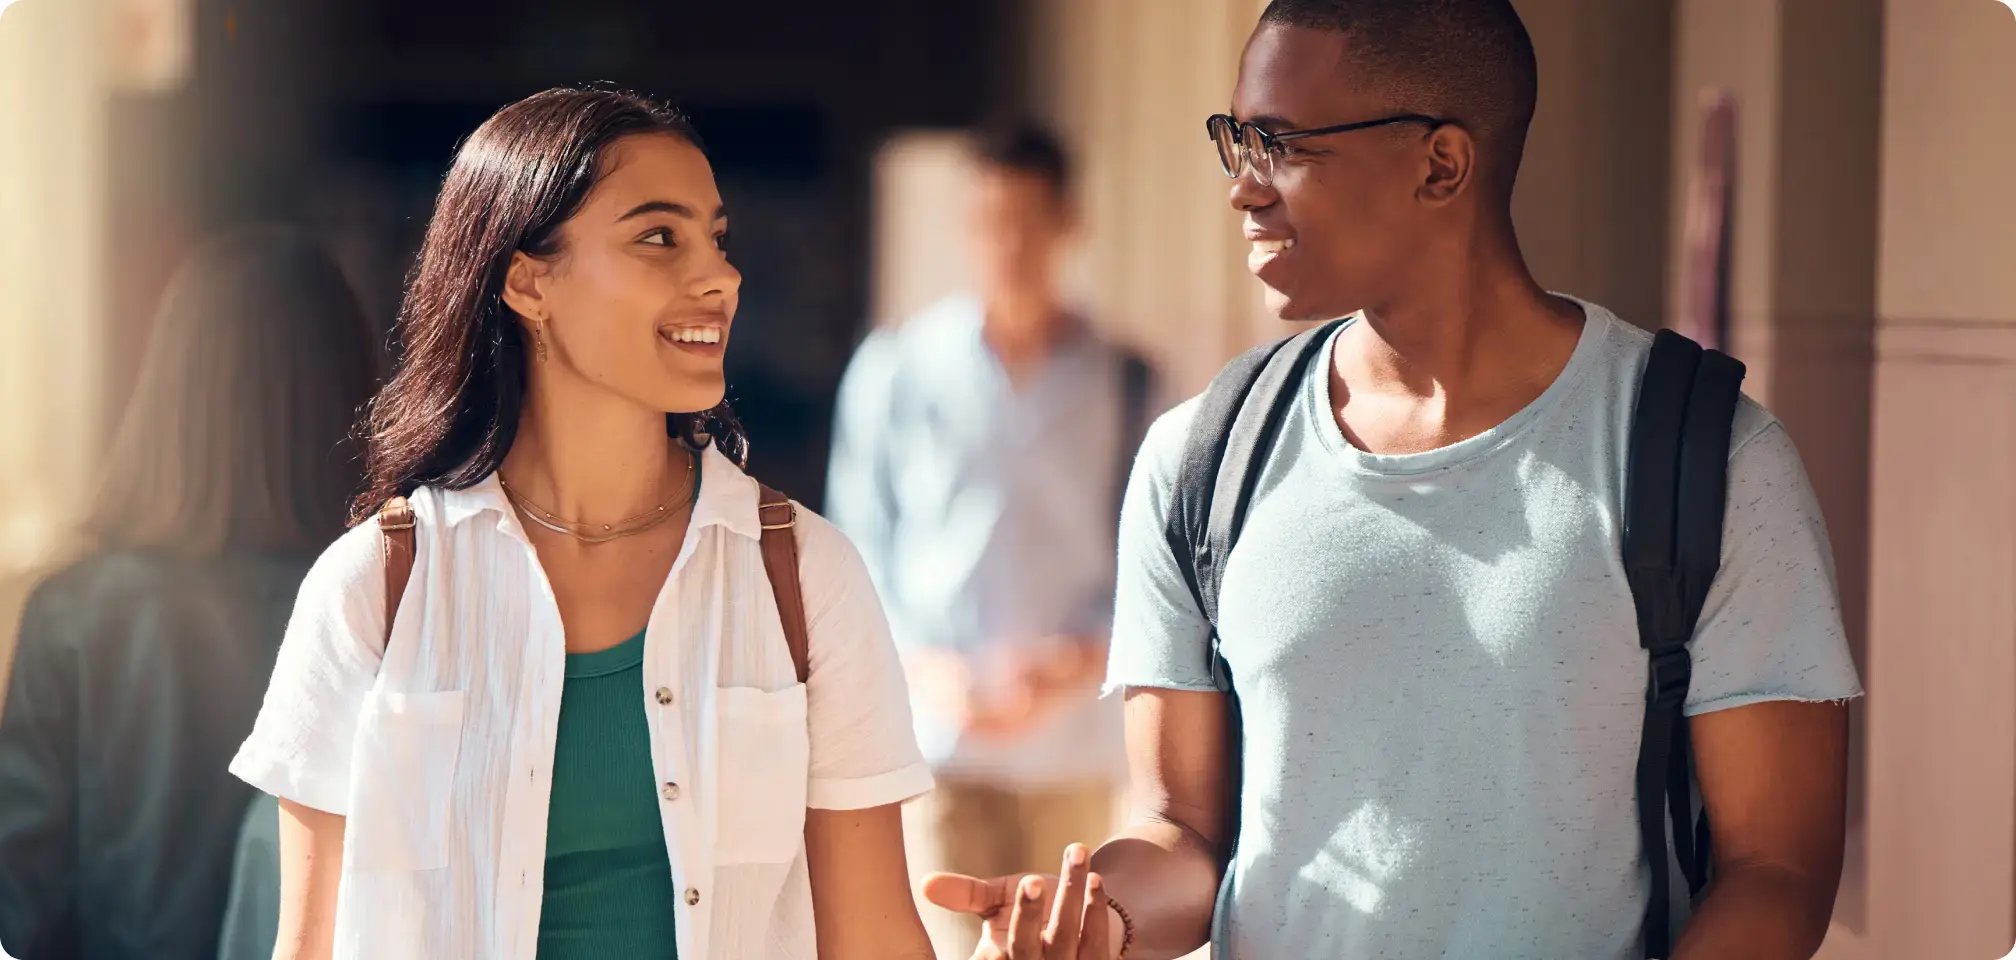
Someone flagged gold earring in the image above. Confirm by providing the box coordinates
[533,322,548,362]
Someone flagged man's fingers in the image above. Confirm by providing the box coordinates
[921,871,1008,917]
[1006,874,1048,959]
[1079,873,1112,960]
[1044,844,1091,951]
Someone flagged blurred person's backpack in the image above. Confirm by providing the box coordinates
[1162,323,1743,960]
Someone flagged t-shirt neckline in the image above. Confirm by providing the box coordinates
[1306,295,1610,478]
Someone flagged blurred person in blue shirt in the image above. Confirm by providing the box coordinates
[826,123,1152,957]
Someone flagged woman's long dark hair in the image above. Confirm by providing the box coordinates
[89,225,376,554]
[352,86,748,523]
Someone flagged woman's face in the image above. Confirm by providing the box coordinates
[506,133,740,415]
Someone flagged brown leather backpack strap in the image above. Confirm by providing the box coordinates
[378,497,417,649]
[755,484,811,684]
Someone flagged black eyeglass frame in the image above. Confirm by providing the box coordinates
[1205,112,1448,182]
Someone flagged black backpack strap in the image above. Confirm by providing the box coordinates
[1198,326,1340,645]
[1164,336,1293,639]
[1624,329,1745,958]
[1162,317,1343,899]
[1115,350,1154,522]
[1166,321,1344,664]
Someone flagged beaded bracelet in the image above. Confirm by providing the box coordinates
[1105,894,1137,958]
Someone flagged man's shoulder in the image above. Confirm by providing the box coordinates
[890,295,983,345]
[846,297,980,378]
[1586,303,1783,458]
[1131,394,1207,487]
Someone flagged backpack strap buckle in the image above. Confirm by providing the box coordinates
[757,498,797,531]
[1648,646,1694,710]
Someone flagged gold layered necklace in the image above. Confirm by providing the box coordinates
[499,450,698,545]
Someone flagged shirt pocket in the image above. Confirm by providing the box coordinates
[346,689,465,872]
[713,684,810,864]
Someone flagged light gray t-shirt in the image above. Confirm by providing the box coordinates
[1107,299,1862,959]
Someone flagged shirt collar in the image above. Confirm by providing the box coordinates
[432,442,763,541]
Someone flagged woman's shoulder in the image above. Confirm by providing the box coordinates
[291,517,390,613]
[788,501,864,580]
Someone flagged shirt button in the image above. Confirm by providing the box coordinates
[684,887,701,906]
[661,782,682,801]
[655,687,674,705]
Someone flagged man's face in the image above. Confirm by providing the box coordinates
[968,165,1071,304]
[1229,23,1433,321]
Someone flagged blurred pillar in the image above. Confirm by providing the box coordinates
[1858,1,2016,957]
[1666,4,1886,953]
[1512,0,1676,333]
[0,0,112,691]
[1018,0,1270,392]
[870,130,977,328]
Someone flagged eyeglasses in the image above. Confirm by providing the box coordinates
[1206,112,1446,185]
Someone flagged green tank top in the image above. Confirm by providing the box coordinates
[537,628,678,960]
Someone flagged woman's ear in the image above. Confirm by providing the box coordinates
[500,251,548,328]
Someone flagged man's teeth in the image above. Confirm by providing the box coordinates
[667,327,722,344]
[1252,239,1295,254]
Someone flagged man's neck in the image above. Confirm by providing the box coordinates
[1343,239,1581,404]
[1327,251,1586,455]
[982,290,1072,382]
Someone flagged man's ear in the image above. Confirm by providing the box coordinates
[1418,124,1475,206]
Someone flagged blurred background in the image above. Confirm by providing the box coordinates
[1,0,2013,957]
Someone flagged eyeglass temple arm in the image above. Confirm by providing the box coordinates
[1273,114,1447,143]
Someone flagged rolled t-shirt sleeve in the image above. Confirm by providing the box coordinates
[1685,409,1865,716]
[795,509,934,810]
[1105,399,1219,695]
[228,521,387,815]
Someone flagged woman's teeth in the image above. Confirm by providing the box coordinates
[666,327,722,345]
[1252,238,1295,255]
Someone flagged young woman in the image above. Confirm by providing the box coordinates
[0,226,376,960]
[229,87,937,960]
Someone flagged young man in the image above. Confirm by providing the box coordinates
[827,124,1146,958]
[924,3,1861,958]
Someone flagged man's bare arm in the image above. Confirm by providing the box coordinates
[1671,700,1849,959]
[1086,687,1233,959]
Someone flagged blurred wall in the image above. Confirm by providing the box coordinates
[1858,0,2016,956]
[1666,2,1885,949]
[1514,0,1675,331]
[0,0,112,688]
[870,131,979,327]
[1016,0,1266,391]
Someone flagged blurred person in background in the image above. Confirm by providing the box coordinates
[0,226,377,960]
[227,87,936,960]
[827,122,1150,958]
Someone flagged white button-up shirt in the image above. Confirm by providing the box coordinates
[230,445,933,960]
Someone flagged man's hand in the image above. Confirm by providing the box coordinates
[903,646,979,729]
[921,844,1116,960]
